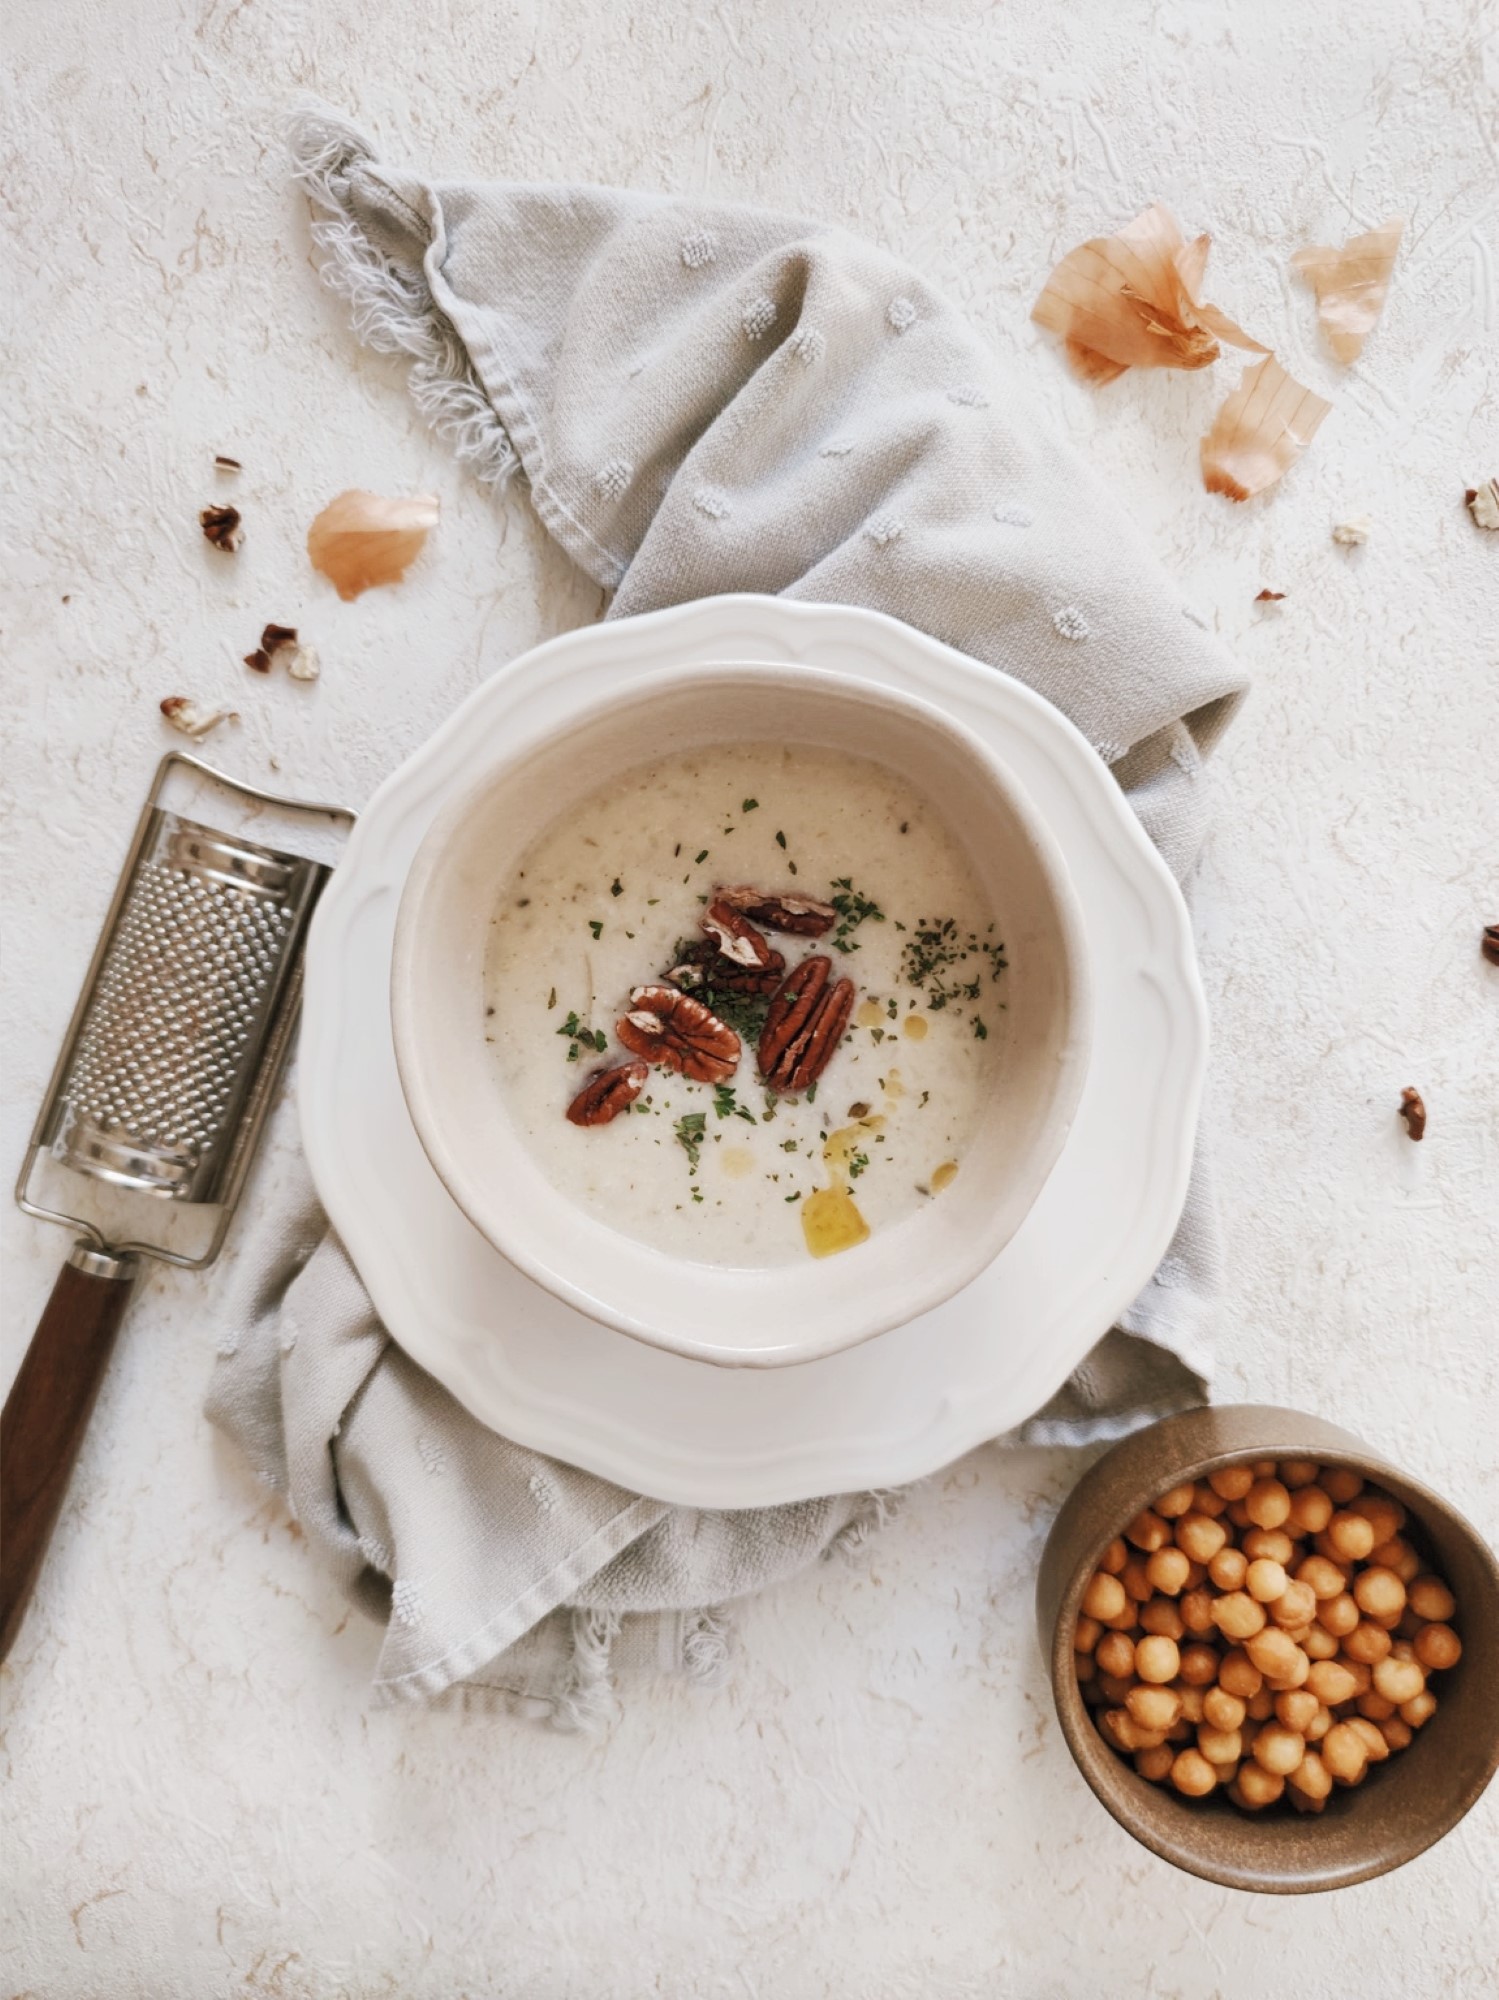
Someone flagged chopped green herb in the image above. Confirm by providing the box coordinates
[828,877,886,954]
[785,1191,802,1203]
[742,798,759,812]
[848,1152,871,1180]
[788,860,798,875]
[870,1027,885,1045]
[695,849,709,865]
[902,918,1007,1008]
[588,920,604,940]
[973,1017,989,1040]
[780,1139,798,1153]
[675,1112,707,1173]
[647,898,659,906]
[610,878,623,898]
[775,830,787,849]
[712,1083,758,1126]
[886,997,898,1020]
[805,1081,817,1104]
[547,986,557,1010]
[674,843,682,857]
[556,1011,607,1062]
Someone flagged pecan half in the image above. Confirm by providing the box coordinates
[617,985,741,1083]
[701,898,773,967]
[566,1061,649,1127]
[668,938,786,996]
[715,885,837,937]
[758,956,856,1091]
[1483,924,1499,968]
[1398,1086,1426,1142]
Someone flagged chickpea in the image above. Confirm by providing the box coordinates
[1279,1458,1321,1490]
[1121,1556,1155,1604]
[1252,1723,1307,1776]
[1373,1656,1426,1706]
[1305,1659,1361,1707]
[1242,1529,1295,1567]
[1176,1682,1207,1724]
[1178,1643,1220,1687]
[1136,1743,1176,1783]
[1396,1608,1426,1642]
[1244,1628,1305,1682]
[1286,1750,1334,1800]
[1245,1558,1289,1603]
[1357,1691,1396,1721]
[1231,1764,1285,1810]
[1208,1547,1247,1592]
[1297,1555,1348,1602]
[1099,1672,1137,1703]
[1269,1581,1318,1630]
[1304,1704,1334,1743]
[1135,1635,1180,1684]
[1140,1597,1187,1642]
[1179,1588,1217,1636]
[1302,1624,1340,1661]
[1225,1500,1254,1531]
[1245,1478,1292,1531]
[1211,1592,1267,1641]
[1076,1650,1097,1684]
[1102,1709,1167,1754]
[1146,1547,1191,1597]
[1350,1492,1405,1546]
[1074,1614,1102,1652]
[1127,1684,1182,1733]
[1099,1536,1129,1575]
[1095,1631,1136,1679]
[1167,1718,1193,1744]
[1407,1575,1457,1623]
[1327,1512,1377,1562]
[1218,1648,1263,1699]
[1322,1722,1369,1785]
[1245,1686,1275,1722]
[1275,1689,1320,1733]
[1286,1486,1334,1537]
[1251,1459,1278,1478]
[1207,1464,1255,1502]
[1170,1749,1218,1797]
[1398,1689,1438,1730]
[1175,1513,1229,1564]
[1316,1591,1359,1638]
[1342,1621,1393,1667]
[1153,1481,1197,1519]
[1379,1716,1413,1752]
[1348,1717,1390,1763]
[1373,1537,1423,1584]
[1203,1686,1247,1732]
[1198,1724,1243,1765]
[1125,1508,1171,1553]
[1192,1482,1229,1517]
[1082,1572,1126,1623]
[1320,1468,1364,1505]
[1354,1566,1407,1621]
[1415,1623,1462,1672]
[1342,1659,1374,1698]
[1390,1636,1417,1662]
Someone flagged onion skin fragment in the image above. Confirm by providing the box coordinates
[1201,357,1332,503]
[307,489,440,600]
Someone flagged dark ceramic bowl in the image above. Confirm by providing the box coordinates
[1037,1404,1499,1893]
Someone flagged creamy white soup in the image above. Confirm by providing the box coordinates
[484,742,1007,1266]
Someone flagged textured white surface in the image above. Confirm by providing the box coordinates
[2,0,1497,1993]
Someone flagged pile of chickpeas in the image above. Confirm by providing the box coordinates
[1074,1459,1463,1813]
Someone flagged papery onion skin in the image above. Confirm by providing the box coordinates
[307,489,441,600]
[1292,217,1405,366]
[1201,357,1332,503]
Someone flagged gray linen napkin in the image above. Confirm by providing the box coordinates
[206,108,1244,1716]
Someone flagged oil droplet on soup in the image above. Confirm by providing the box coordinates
[902,1015,928,1041]
[855,998,884,1029]
[721,1146,754,1180]
[801,1185,871,1258]
[931,1160,959,1192]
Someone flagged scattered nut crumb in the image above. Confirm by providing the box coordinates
[1398,1086,1426,1141]
[285,642,320,682]
[160,695,239,739]
[1482,925,1499,968]
[1464,479,1498,530]
[1254,589,1286,602]
[244,623,317,680]
[200,503,243,552]
[1332,514,1371,546]
[214,454,242,472]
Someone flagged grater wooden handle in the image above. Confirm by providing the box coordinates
[0,1246,137,1663]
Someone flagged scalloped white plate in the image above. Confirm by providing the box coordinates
[300,596,1206,1507]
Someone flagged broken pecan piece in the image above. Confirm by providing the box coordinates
[566,1061,649,1127]
[200,503,243,552]
[617,986,741,1083]
[1482,924,1499,968]
[701,898,774,967]
[668,939,786,996]
[1398,1086,1426,1142]
[715,885,837,937]
[758,956,856,1091]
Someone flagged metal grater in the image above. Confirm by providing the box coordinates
[4,752,353,1661]
[17,753,351,1263]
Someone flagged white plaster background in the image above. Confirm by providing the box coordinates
[2,0,1497,1993]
